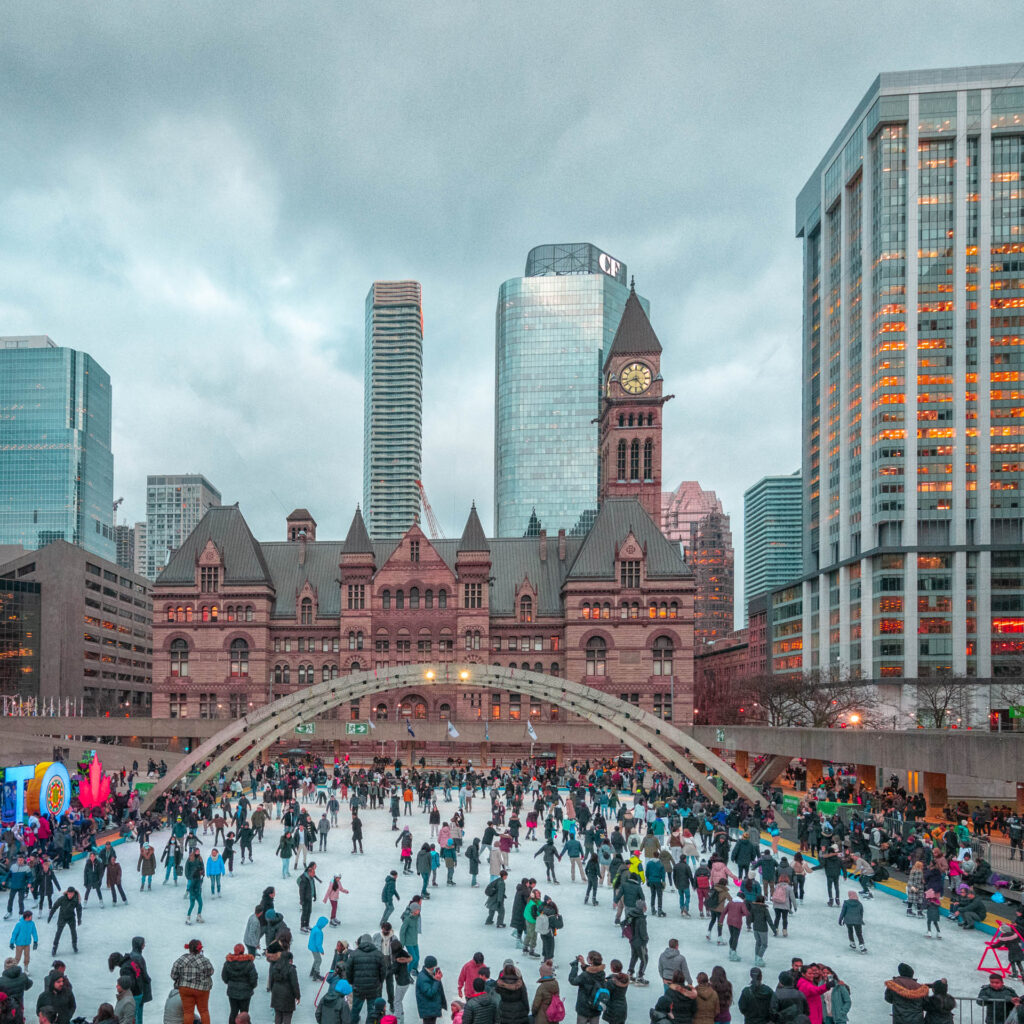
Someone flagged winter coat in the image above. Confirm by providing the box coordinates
[0,964,33,1002]
[83,858,103,888]
[532,978,559,1024]
[243,913,262,949]
[692,983,719,1024]
[658,948,690,985]
[922,991,956,1024]
[38,981,76,1024]
[221,953,258,999]
[205,854,224,877]
[769,985,808,1022]
[976,983,1020,1024]
[114,989,136,1024]
[415,970,446,1018]
[346,933,387,997]
[47,893,81,926]
[827,982,851,1024]
[737,982,773,1024]
[485,877,506,911]
[309,917,328,955]
[568,963,605,1018]
[269,958,301,1013]
[723,900,750,929]
[796,977,828,1024]
[105,862,123,889]
[883,976,931,1024]
[316,985,353,1024]
[837,898,863,927]
[10,918,38,947]
[131,938,153,1004]
[137,850,156,877]
[398,912,420,948]
[509,886,527,930]
[604,974,628,1024]
[495,974,530,1024]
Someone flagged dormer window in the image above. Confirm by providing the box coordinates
[200,566,220,593]
[620,560,641,589]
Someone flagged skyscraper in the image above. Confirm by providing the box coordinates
[662,482,735,640]
[363,281,423,539]
[494,243,648,537]
[143,474,221,579]
[787,63,1024,691]
[0,336,115,560]
[743,472,802,610]
[114,523,136,571]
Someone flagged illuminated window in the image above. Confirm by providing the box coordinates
[582,602,591,619]
[170,638,189,677]
[439,703,451,721]
[520,595,533,622]
[166,606,175,622]
[375,703,388,720]
[211,605,218,622]
[229,638,249,677]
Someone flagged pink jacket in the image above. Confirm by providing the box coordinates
[796,978,828,1024]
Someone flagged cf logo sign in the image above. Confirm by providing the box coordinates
[598,253,621,278]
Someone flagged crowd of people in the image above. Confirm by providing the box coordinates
[0,755,1020,1024]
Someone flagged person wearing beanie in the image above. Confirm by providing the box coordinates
[923,978,955,1024]
[532,963,559,1024]
[837,891,866,953]
[317,978,353,1024]
[221,944,257,1024]
[738,967,772,1024]
[415,956,446,1024]
[883,964,929,1024]
[170,940,214,1024]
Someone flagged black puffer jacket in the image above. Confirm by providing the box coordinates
[221,954,259,999]
[495,974,530,1024]
[569,963,605,1018]
[884,976,931,1024]
[0,964,33,1003]
[346,934,387,997]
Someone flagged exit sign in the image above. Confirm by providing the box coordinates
[1010,706,1024,719]
[345,722,369,736]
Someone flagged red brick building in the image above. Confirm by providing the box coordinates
[151,291,696,750]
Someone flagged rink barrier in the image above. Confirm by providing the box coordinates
[756,832,1009,936]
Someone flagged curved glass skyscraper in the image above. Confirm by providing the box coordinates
[494,244,648,537]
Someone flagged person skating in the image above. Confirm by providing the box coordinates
[297,863,323,932]
[484,872,507,928]
[658,939,692,989]
[624,902,650,984]
[222,945,258,1024]
[268,950,301,1024]
[737,966,772,1024]
[82,853,104,909]
[128,937,152,1024]
[414,956,446,1024]
[534,840,561,884]
[883,963,930,1024]
[205,850,225,898]
[185,856,205,926]
[47,888,81,956]
[380,872,399,927]
[723,889,751,962]
[9,911,38,971]
[308,917,329,980]
[105,853,127,906]
[837,890,866,953]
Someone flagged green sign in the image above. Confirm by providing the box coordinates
[715,728,726,744]
[1010,706,1024,719]
[295,723,315,736]
[345,722,368,736]
[782,795,800,814]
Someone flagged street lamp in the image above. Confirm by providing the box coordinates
[425,670,435,681]
[459,670,469,681]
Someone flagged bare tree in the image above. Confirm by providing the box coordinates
[914,675,975,728]
[744,669,878,728]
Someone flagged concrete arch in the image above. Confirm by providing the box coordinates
[140,665,784,824]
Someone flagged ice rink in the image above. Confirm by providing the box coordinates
[18,793,1008,1022]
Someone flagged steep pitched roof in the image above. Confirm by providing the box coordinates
[458,503,489,552]
[567,498,691,580]
[342,507,374,555]
[287,508,315,521]
[157,505,273,586]
[603,285,662,369]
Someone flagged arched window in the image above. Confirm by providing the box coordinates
[185,606,193,622]
[648,602,657,619]
[297,664,306,685]
[375,703,388,720]
[382,590,391,610]
[300,598,313,625]
[170,639,189,677]
[226,606,235,622]
[533,662,543,673]
[246,606,254,622]
[519,595,533,623]
[629,440,640,481]
[230,638,249,677]
[274,664,283,685]
[620,604,629,619]
[618,414,624,427]
[628,413,635,427]
[331,665,339,679]
[282,665,290,685]
[509,662,517,670]
[438,589,447,609]
[211,605,219,622]
[396,589,405,610]
[643,439,653,481]
[582,602,591,619]
[602,602,611,619]
[356,631,364,650]
[653,635,674,675]
[322,665,330,683]
[669,601,678,618]
[425,589,433,609]
[550,662,560,676]
[409,587,419,609]
[166,607,175,622]
[351,661,361,672]
[659,601,668,618]
[202,606,210,623]
[585,636,607,676]
[616,440,627,481]
[631,602,640,618]
[439,703,451,721]
[349,631,357,650]
[414,701,427,720]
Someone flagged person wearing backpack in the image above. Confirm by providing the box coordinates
[484,871,507,928]
[624,903,650,985]
[532,961,561,1024]
[569,951,606,1024]
[603,960,629,1024]
[771,877,795,937]
[704,882,729,945]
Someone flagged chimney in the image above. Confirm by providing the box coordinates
[539,530,547,561]
[298,532,307,566]
[557,529,566,561]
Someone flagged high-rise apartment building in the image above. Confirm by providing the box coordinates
[744,472,802,610]
[662,483,735,641]
[782,64,1024,694]
[114,523,136,572]
[143,474,221,579]
[133,522,147,577]
[494,244,648,537]
[0,336,115,560]
[363,281,423,540]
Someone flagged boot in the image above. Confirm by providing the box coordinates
[728,951,740,962]
[782,929,788,937]
[197,914,204,923]
[186,916,192,926]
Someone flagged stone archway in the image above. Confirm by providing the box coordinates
[141,664,783,822]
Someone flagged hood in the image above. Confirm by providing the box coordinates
[225,953,255,963]
[884,978,930,1000]
[497,977,524,992]
[2,966,23,979]
[131,937,145,954]
[357,934,375,952]
[315,917,329,930]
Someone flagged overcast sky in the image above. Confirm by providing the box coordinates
[1,4,1018,622]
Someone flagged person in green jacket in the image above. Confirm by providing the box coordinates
[276,833,295,878]
[824,973,851,1024]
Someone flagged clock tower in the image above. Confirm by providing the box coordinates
[598,281,671,522]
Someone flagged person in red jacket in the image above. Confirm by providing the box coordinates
[458,953,486,999]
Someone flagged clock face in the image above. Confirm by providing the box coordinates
[620,362,652,395]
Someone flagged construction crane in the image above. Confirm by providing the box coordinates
[415,480,445,539]
[112,497,124,525]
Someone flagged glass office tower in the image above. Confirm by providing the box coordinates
[363,281,424,540]
[494,244,648,536]
[0,336,115,559]
[744,472,802,612]
[785,64,1024,692]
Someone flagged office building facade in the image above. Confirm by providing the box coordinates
[494,244,648,537]
[363,281,423,540]
[743,473,802,610]
[781,64,1024,698]
[0,336,115,560]
[143,475,221,580]
[0,577,41,701]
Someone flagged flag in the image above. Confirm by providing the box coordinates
[366,718,376,731]
[447,720,460,739]
[406,720,415,738]
[526,721,538,742]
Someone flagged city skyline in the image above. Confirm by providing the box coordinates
[1,5,1019,620]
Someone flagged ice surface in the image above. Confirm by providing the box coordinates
[27,794,1005,1022]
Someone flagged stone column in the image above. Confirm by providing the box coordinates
[734,750,749,778]
[923,772,948,816]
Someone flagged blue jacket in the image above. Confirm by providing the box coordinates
[10,919,38,946]
[415,970,445,1017]
[206,855,225,876]
[308,916,328,954]
[646,860,666,886]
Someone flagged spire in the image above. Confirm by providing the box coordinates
[524,507,543,538]
[603,286,661,369]
[342,506,373,555]
[458,502,489,552]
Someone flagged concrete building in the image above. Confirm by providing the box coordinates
[743,473,802,610]
[0,336,115,560]
[494,244,648,537]
[778,64,1024,723]
[363,281,423,540]
[0,541,152,712]
[152,294,696,753]
[143,474,221,580]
